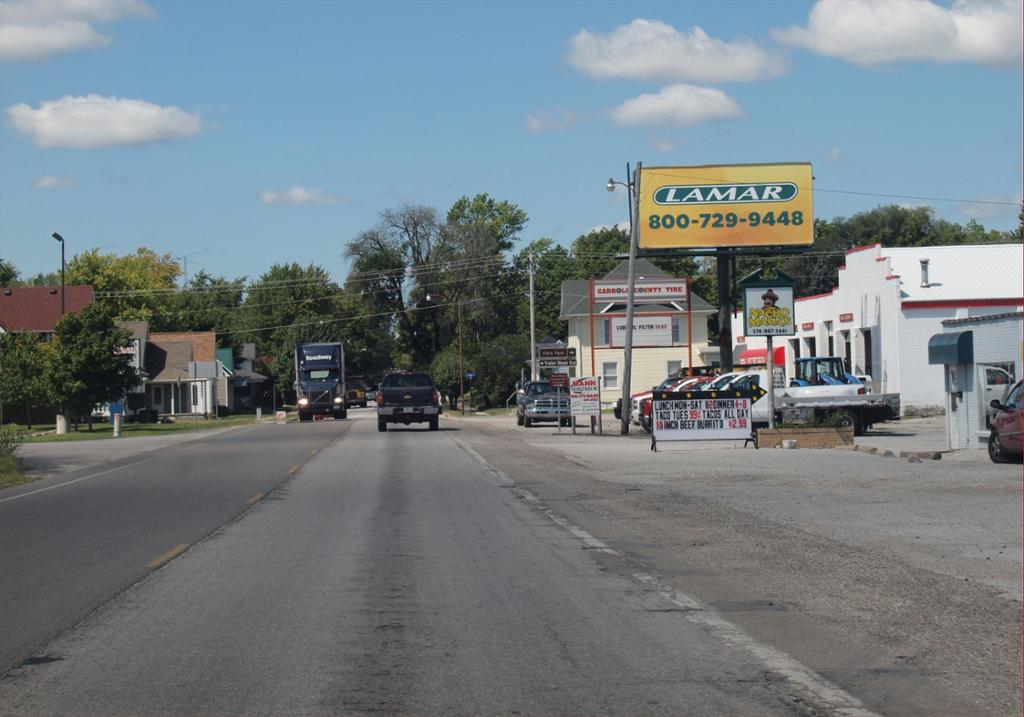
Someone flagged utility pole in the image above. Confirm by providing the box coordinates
[620,161,640,435]
[528,252,537,381]
[458,300,465,416]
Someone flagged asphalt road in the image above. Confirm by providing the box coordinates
[0,409,1018,716]
[0,420,348,674]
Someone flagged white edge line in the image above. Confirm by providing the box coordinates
[451,435,883,717]
[1,425,260,506]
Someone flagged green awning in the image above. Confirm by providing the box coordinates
[928,331,973,365]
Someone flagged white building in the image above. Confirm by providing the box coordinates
[929,312,1023,450]
[732,243,1023,414]
[560,259,717,405]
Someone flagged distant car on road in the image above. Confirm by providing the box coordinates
[516,381,571,427]
[988,379,1023,463]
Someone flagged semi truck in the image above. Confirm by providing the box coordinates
[294,342,347,422]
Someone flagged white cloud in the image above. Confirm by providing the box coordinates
[524,108,579,133]
[6,95,202,148]
[34,175,74,188]
[824,147,843,163]
[648,136,684,153]
[568,19,786,83]
[260,186,352,206]
[0,0,154,62]
[610,84,742,128]
[959,192,1023,221]
[772,0,1023,67]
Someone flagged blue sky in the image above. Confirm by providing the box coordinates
[1,0,1020,284]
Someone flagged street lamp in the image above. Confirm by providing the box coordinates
[51,232,65,316]
[605,163,641,434]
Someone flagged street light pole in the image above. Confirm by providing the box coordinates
[606,162,640,435]
[51,232,65,316]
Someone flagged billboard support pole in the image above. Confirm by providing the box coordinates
[717,252,733,371]
[767,335,776,429]
[620,161,640,435]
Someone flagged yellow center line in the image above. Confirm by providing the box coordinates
[146,543,190,570]
[288,465,300,476]
[246,492,265,505]
[309,448,318,455]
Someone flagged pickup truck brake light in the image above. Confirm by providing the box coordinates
[857,386,866,395]
[432,390,440,406]
[376,391,385,406]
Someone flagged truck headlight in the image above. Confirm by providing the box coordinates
[334,397,342,404]
[298,398,309,406]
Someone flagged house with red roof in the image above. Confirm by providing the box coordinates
[0,285,94,340]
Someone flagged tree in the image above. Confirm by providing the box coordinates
[0,332,47,427]
[66,247,180,321]
[155,270,246,336]
[0,258,18,286]
[44,304,138,433]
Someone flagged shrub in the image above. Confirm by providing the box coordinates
[0,424,24,457]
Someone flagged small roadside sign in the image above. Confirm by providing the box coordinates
[538,358,577,368]
[548,373,569,389]
[539,347,576,359]
[570,376,600,417]
[651,387,767,451]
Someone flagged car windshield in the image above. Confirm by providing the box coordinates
[301,369,338,381]
[382,373,433,388]
[527,383,561,395]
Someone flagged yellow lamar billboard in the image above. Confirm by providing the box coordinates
[638,163,813,249]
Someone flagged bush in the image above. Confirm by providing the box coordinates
[0,424,24,457]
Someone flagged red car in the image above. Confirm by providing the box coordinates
[989,379,1023,463]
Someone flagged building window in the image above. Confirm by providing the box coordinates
[672,319,680,344]
[602,319,611,346]
[152,385,163,409]
[602,361,619,390]
[191,384,199,408]
[667,360,682,376]
[862,329,873,377]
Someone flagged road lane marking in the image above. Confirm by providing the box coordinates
[309,448,318,455]
[452,435,883,717]
[287,465,300,476]
[246,492,265,505]
[0,453,165,505]
[0,425,263,506]
[146,543,189,570]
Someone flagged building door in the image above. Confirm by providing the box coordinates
[862,329,873,378]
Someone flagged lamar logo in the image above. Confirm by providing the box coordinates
[654,182,798,205]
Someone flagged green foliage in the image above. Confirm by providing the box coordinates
[0,424,24,457]
[0,332,48,427]
[154,270,245,336]
[44,304,139,416]
[464,333,529,407]
[68,247,181,321]
[0,258,18,286]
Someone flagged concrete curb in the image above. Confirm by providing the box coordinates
[852,444,943,461]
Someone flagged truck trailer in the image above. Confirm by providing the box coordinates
[293,342,347,422]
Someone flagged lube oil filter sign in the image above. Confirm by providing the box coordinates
[639,163,813,249]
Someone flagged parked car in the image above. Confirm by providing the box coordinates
[988,379,1023,463]
[516,381,571,427]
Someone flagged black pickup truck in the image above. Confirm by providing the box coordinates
[376,371,442,431]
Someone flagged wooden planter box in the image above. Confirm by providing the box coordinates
[756,426,855,449]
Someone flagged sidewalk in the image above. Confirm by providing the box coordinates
[446,411,988,462]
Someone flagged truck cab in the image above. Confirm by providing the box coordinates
[294,343,346,422]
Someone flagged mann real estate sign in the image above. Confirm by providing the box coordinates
[570,376,601,417]
[638,163,813,249]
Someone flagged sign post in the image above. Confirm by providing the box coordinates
[739,268,797,430]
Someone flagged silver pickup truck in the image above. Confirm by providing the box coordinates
[516,382,571,428]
